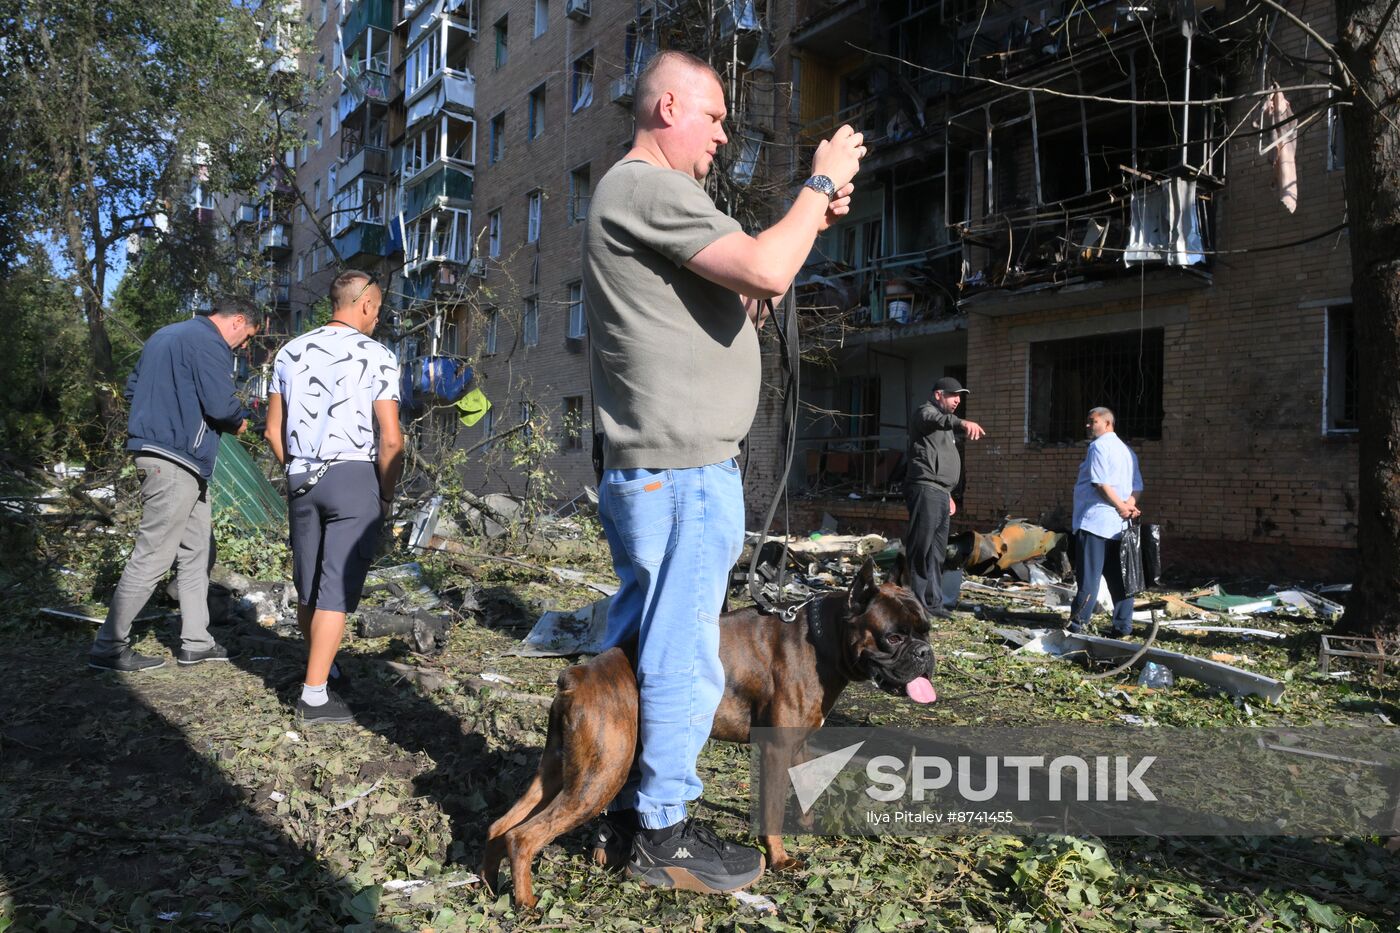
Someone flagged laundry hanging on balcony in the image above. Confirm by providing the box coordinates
[1124,178,1204,267]
[400,356,474,413]
[1258,87,1299,213]
[455,387,491,428]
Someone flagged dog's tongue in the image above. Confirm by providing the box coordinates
[904,676,937,704]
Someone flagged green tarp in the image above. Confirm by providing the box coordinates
[211,433,285,532]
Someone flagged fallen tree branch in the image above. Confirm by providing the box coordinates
[14,817,285,856]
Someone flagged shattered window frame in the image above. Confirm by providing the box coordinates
[564,395,583,449]
[1324,304,1358,434]
[1027,328,1165,445]
[567,280,585,338]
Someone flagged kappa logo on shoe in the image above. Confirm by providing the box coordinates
[673,847,693,859]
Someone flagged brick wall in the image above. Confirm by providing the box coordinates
[957,9,1359,579]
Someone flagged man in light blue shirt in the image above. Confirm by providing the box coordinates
[1069,407,1143,637]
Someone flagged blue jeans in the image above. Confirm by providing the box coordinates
[598,460,745,830]
[1069,529,1134,635]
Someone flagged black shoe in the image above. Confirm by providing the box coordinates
[296,690,355,724]
[627,818,764,895]
[928,607,953,620]
[591,809,640,870]
[88,648,166,673]
[177,643,239,666]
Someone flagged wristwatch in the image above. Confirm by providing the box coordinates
[803,174,837,200]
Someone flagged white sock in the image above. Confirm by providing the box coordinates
[301,682,329,706]
[329,661,341,680]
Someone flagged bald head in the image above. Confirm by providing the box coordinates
[630,50,729,179]
[634,50,722,124]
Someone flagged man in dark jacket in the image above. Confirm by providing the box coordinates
[89,299,261,672]
[905,376,984,618]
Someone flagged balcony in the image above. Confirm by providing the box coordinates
[405,72,475,127]
[258,223,291,256]
[254,272,292,306]
[792,0,868,55]
[333,221,392,268]
[338,68,392,123]
[402,164,473,220]
[234,203,258,225]
[339,144,389,187]
[342,0,394,51]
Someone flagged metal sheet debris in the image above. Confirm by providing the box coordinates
[1004,627,1286,702]
[509,595,612,657]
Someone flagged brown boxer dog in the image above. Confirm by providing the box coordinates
[482,557,937,908]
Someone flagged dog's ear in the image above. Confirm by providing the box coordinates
[849,557,878,613]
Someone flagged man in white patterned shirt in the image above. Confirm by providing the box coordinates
[265,271,404,724]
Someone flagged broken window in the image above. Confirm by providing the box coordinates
[494,16,508,68]
[523,297,539,347]
[489,112,505,164]
[331,178,385,235]
[564,395,583,449]
[488,209,501,257]
[567,280,586,337]
[1028,329,1164,444]
[528,84,546,140]
[1325,304,1358,433]
[569,164,590,224]
[484,309,499,355]
[526,190,542,243]
[571,51,594,112]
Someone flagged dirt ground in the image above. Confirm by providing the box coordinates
[3,521,1400,931]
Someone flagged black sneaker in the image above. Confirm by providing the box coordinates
[591,808,640,869]
[177,643,239,666]
[296,690,355,724]
[88,648,166,673]
[627,818,764,895]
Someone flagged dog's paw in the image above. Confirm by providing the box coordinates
[768,855,807,874]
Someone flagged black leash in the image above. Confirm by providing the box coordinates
[746,288,802,618]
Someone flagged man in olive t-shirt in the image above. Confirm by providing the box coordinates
[582,49,865,896]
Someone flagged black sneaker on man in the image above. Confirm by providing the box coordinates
[88,648,166,673]
[177,643,240,666]
[296,690,355,725]
[627,818,764,894]
[591,808,640,870]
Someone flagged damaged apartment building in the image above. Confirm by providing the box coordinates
[787,0,1357,577]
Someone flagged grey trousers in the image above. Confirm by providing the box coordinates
[93,455,214,656]
[905,482,952,613]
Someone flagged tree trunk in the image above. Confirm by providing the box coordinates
[84,290,121,430]
[1334,0,1400,637]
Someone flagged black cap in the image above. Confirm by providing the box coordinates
[933,376,969,395]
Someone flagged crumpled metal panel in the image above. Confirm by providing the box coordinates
[963,519,1065,572]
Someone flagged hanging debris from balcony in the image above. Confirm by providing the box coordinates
[1258,87,1299,213]
[1124,178,1205,266]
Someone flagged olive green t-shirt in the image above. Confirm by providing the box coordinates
[582,159,760,469]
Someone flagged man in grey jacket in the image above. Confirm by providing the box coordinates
[90,298,260,672]
[905,376,984,618]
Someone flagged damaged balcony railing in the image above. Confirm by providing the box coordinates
[798,247,962,329]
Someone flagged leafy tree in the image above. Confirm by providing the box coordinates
[1,0,307,431]
[0,254,96,458]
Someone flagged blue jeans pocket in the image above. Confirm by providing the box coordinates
[605,469,677,567]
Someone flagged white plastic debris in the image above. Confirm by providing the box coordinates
[268,791,286,802]
[732,889,778,914]
[284,731,301,742]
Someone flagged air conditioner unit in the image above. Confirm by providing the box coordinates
[610,74,636,105]
[565,0,590,19]
[467,257,487,277]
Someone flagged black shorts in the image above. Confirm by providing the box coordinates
[288,461,381,613]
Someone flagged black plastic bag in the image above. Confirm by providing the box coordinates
[1120,521,1145,598]
[1141,523,1162,587]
